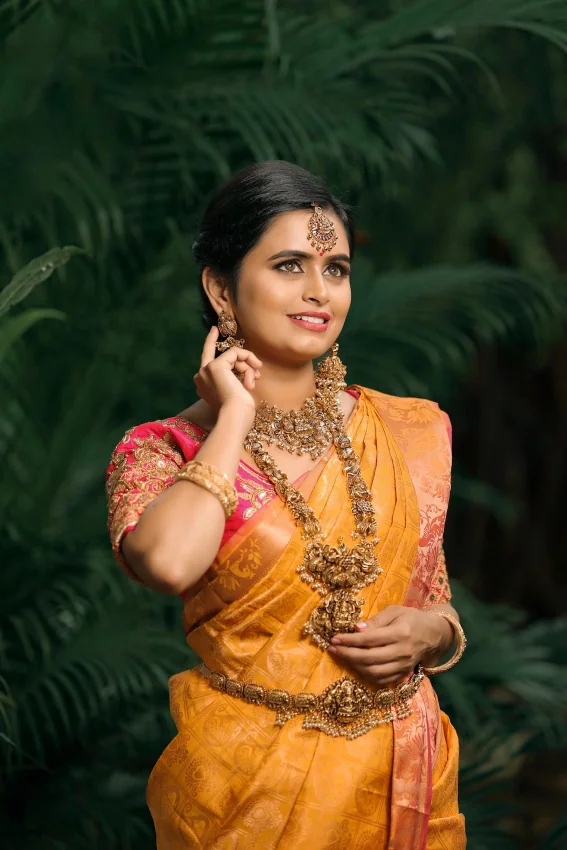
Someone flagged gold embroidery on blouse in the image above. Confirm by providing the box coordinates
[235,467,275,520]
[166,417,208,445]
[107,433,184,557]
[106,426,136,500]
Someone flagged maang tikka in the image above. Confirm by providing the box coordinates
[307,202,338,256]
[216,310,245,353]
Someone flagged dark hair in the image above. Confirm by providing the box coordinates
[192,160,355,329]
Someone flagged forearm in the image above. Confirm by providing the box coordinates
[123,402,252,594]
[420,602,460,668]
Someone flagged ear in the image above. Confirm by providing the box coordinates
[201,268,233,318]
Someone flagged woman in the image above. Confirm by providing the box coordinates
[106,161,467,849]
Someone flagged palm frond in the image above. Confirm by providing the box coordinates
[0,247,84,317]
[4,0,567,244]
[3,563,189,769]
[344,261,566,394]
[435,583,567,742]
[0,309,64,366]
[363,0,567,50]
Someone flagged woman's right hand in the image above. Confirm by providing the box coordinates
[194,326,262,416]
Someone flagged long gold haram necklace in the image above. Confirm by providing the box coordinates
[244,346,382,649]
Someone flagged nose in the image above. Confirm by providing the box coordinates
[303,270,330,305]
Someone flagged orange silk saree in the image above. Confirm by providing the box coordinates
[142,387,465,849]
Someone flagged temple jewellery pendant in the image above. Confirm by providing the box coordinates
[247,429,382,648]
[244,337,382,651]
[299,535,381,649]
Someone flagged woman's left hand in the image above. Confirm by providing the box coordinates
[328,605,453,686]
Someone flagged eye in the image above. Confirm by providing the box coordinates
[276,259,303,273]
[325,263,350,278]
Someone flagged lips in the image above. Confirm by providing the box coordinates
[288,312,331,332]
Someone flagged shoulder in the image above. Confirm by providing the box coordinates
[359,386,445,419]
[106,416,208,478]
[358,386,452,444]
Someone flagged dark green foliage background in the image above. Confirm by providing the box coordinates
[1,2,567,848]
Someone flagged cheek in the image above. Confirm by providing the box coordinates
[332,283,351,316]
[237,270,287,313]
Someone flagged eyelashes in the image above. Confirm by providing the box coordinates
[274,260,302,274]
[274,259,350,277]
[326,263,350,278]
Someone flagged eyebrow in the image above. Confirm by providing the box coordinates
[267,249,351,263]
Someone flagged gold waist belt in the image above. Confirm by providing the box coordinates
[198,662,425,740]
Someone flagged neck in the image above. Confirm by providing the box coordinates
[250,360,317,411]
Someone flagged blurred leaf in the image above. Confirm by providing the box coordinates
[0,247,85,317]
[0,309,64,367]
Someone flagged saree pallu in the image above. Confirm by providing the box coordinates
[144,387,465,849]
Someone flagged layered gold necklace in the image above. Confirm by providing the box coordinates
[244,346,382,649]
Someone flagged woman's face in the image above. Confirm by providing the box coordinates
[229,208,351,363]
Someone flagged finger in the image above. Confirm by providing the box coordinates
[328,642,408,667]
[227,348,263,369]
[231,360,261,378]
[242,367,257,392]
[362,663,412,686]
[330,626,399,649]
[232,361,249,374]
[201,326,219,368]
[361,606,406,630]
[231,362,256,389]
[331,643,412,667]
[327,645,375,666]
[230,359,256,385]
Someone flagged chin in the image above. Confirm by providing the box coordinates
[256,328,336,363]
[288,339,332,361]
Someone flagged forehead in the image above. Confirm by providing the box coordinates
[253,208,350,256]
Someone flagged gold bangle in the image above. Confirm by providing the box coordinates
[422,612,466,675]
[174,461,238,519]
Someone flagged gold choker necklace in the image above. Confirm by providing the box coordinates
[244,347,382,649]
[246,345,347,460]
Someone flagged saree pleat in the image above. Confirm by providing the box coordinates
[147,388,465,849]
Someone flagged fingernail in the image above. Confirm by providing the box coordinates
[255,370,260,378]
[330,637,341,645]
[355,621,368,630]
[327,645,337,653]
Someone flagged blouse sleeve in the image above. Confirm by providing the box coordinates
[425,407,453,606]
[105,421,199,581]
[424,545,452,606]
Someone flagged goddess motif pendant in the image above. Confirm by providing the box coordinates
[297,538,381,594]
[297,537,382,648]
[303,589,365,649]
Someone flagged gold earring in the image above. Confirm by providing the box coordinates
[216,310,245,352]
[315,342,347,393]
